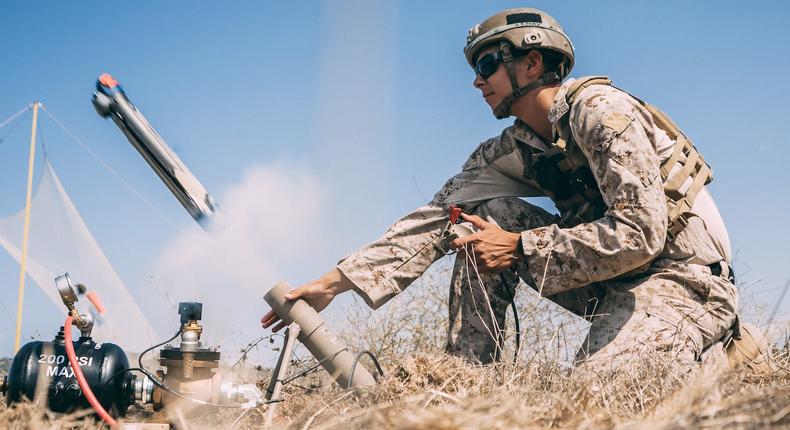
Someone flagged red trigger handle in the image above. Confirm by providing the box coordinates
[449,205,463,224]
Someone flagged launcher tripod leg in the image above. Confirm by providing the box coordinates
[265,323,301,427]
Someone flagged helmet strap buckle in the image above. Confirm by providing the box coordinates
[500,42,514,63]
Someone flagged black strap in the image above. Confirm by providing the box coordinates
[708,261,722,277]
[493,73,560,119]
[492,43,560,119]
[707,261,736,285]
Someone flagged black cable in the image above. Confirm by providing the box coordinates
[281,349,349,386]
[510,295,521,363]
[137,327,182,370]
[135,328,248,408]
[154,378,254,408]
[348,350,385,388]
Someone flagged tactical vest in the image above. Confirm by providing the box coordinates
[527,76,713,239]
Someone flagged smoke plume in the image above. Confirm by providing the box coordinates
[150,163,326,362]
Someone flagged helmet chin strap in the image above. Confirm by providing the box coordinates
[492,42,561,120]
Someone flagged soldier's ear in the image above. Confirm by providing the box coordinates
[524,50,543,75]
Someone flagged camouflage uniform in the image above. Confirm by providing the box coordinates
[337,79,738,369]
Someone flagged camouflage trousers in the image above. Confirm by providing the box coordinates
[445,197,739,370]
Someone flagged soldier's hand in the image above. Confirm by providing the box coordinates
[450,213,522,273]
[261,268,352,332]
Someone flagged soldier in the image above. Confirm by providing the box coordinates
[262,8,747,371]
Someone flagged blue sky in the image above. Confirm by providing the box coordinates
[1,1,788,356]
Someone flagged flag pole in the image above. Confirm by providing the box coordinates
[14,101,40,352]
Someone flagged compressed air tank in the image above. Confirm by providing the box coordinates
[2,328,132,416]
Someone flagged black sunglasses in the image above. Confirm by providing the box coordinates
[474,51,528,80]
[474,52,504,80]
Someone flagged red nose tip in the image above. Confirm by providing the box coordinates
[98,73,119,88]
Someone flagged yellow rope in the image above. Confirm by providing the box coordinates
[14,102,39,352]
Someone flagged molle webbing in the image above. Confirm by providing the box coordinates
[530,145,604,226]
[565,76,613,106]
[562,76,713,239]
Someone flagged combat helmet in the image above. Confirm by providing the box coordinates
[464,8,575,119]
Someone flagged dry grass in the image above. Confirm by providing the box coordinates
[264,351,790,430]
[0,401,102,430]
[2,351,789,429]
[2,263,789,429]
[253,265,790,430]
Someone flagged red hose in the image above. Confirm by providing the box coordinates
[64,316,118,428]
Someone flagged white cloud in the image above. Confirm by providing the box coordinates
[150,162,326,360]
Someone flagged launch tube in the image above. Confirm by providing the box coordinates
[263,282,376,388]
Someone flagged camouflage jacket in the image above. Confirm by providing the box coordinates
[338,79,732,309]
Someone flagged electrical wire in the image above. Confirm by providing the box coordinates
[137,327,182,370]
[463,238,522,362]
[348,350,385,388]
[510,295,521,363]
[280,348,349,386]
[461,243,501,351]
[147,372,248,408]
[451,218,524,363]
[135,328,266,409]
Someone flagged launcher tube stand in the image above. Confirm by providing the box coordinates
[265,324,300,427]
[264,282,376,388]
[265,324,300,401]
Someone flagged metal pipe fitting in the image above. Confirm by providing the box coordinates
[133,374,155,404]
